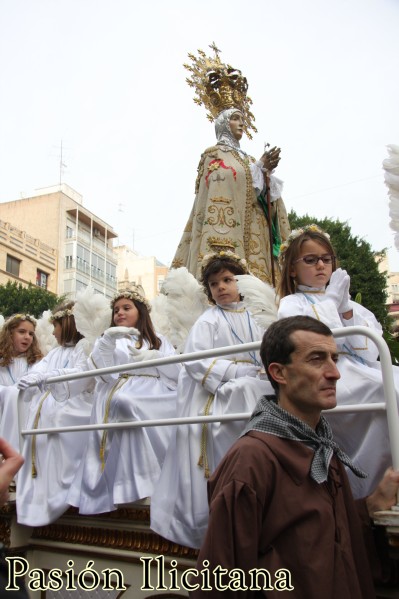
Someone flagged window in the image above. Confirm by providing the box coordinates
[63,279,73,293]
[76,279,88,292]
[65,255,73,269]
[6,254,20,277]
[36,270,48,289]
[66,226,74,239]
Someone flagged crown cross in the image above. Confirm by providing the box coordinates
[209,41,221,57]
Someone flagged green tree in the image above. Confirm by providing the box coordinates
[288,211,390,328]
[0,281,65,318]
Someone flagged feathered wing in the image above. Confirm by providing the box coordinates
[74,285,112,355]
[151,267,209,352]
[383,144,399,251]
[150,293,171,340]
[35,310,58,356]
[235,274,278,329]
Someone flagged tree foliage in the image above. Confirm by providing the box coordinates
[0,281,65,318]
[288,211,390,329]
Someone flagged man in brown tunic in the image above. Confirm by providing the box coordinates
[193,316,399,598]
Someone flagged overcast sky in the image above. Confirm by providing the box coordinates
[1,0,399,270]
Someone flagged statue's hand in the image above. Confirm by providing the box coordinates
[260,146,281,172]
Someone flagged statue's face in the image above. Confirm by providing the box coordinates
[229,112,244,141]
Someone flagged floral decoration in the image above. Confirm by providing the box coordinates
[278,224,330,265]
[201,249,248,272]
[205,159,237,187]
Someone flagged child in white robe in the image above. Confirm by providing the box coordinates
[68,286,180,514]
[0,314,43,450]
[277,224,397,498]
[16,301,93,526]
[150,251,273,549]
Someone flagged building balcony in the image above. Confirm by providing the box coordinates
[0,219,57,269]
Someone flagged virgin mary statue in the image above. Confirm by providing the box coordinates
[172,43,290,286]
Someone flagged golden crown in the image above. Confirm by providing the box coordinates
[184,42,257,139]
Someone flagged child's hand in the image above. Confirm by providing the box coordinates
[127,346,161,362]
[18,372,46,390]
[236,364,259,378]
[104,326,139,340]
[0,438,24,506]
[338,272,351,314]
[326,268,350,309]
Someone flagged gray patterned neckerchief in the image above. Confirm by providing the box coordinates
[242,396,367,484]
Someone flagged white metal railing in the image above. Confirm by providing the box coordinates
[18,326,399,474]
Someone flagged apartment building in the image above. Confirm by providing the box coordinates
[0,184,118,299]
[115,245,168,301]
[0,218,57,292]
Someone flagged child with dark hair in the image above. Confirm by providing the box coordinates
[15,301,93,526]
[68,286,180,515]
[151,251,273,549]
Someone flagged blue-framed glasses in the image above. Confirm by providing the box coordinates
[294,254,336,266]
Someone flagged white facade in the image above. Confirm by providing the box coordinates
[115,245,168,301]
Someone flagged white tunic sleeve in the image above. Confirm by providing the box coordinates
[278,293,343,330]
[249,162,284,202]
[154,334,181,389]
[339,301,382,363]
[89,335,119,383]
[278,293,382,364]
[45,342,93,401]
[183,320,240,395]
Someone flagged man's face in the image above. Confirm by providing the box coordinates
[274,330,340,428]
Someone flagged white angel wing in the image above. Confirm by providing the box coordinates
[151,267,209,352]
[383,145,399,251]
[0,314,4,332]
[74,285,112,353]
[151,293,171,340]
[235,274,278,329]
[35,310,58,356]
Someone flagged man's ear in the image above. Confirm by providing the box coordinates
[268,362,287,386]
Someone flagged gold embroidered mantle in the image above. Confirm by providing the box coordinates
[172,145,290,285]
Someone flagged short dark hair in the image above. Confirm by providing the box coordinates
[260,316,333,392]
[201,257,248,304]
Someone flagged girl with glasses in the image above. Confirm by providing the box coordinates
[277,224,398,499]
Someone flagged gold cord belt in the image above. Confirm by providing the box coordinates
[31,391,50,478]
[198,360,256,478]
[99,375,130,471]
[198,393,215,479]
